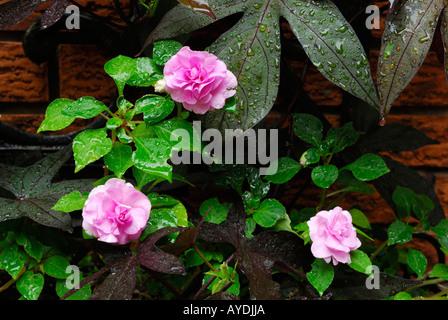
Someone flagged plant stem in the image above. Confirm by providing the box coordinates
[405,278,446,293]
[0,266,26,293]
[370,239,388,261]
[193,244,217,272]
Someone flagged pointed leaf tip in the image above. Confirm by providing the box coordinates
[177,0,216,19]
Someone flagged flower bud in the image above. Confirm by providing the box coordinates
[154,79,166,93]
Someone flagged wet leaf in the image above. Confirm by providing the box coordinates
[146,0,378,131]
[132,137,173,182]
[198,199,306,299]
[72,128,113,173]
[62,96,109,119]
[41,0,69,30]
[264,157,301,184]
[37,98,76,133]
[0,0,42,30]
[134,94,175,126]
[64,227,187,300]
[177,0,215,19]
[292,113,323,147]
[16,271,44,300]
[388,220,413,245]
[343,153,390,181]
[377,0,444,118]
[104,142,134,178]
[0,147,94,230]
[306,258,334,296]
[311,165,338,188]
[406,248,427,278]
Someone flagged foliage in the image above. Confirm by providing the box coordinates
[0,0,448,302]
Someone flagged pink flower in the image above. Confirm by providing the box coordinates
[82,178,151,245]
[307,207,361,265]
[163,46,237,114]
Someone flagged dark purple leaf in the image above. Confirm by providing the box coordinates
[377,0,444,119]
[62,227,187,300]
[89,252,138,300]
[177,0,215,19]
[41,0,69,30]
[0,0,43,30]
[0,146,95,231]
[198,200,306,300]
[146,0,379,132]
[137,226,188,275]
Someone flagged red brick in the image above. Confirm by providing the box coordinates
[0,0,129,31]
[57,44,116,103]
[0,41,48,102]
[435,174,448,219]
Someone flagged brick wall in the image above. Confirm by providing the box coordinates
[0,2,447,249]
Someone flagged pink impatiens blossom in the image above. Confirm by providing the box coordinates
[82,178,151,245]
[307,206,361,265]
[163,46,237,114]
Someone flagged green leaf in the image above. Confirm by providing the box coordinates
[252,198,286,228]
[377,0,444,118]
[325,122,362,153]
[152,40,183,66]
[392,186,415,219]
[264,157,301,184]
[394,292,412,300]
[132,137,173,182]
[16,231,45,263]
[222,96,238,115]
[104,142,134,178]
[117,127,134,144]
[153,118,202,153]
[37,98,75,133]
[413,194,434,220]
[0,243,25,279]
[142,196,188,238]
[16,271,44,300]
[343,154,390,181]
[134,94,175,126]
[199,198,230,224]
[104,55,137,96]
[348,250,372,275]
[43,255,71,279]
[311,165,338,188]
[300,148,321,167]
[177,0,215,18]
[132,167,159,189]
[126,57,163,87]
[292,113,323,146]
[430,263,448,280]
[431,219,448,249]
[62,96,109,119]
[56,279,92,300]
[349,209,372,230]
[388,220,413,246]
[52,191,87,213]
[72,128,113,173]
[306,258,334,296]
[406,248,427,278]
[0,147,94,230]
[106,117,123,130]
[336,170,376,195]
